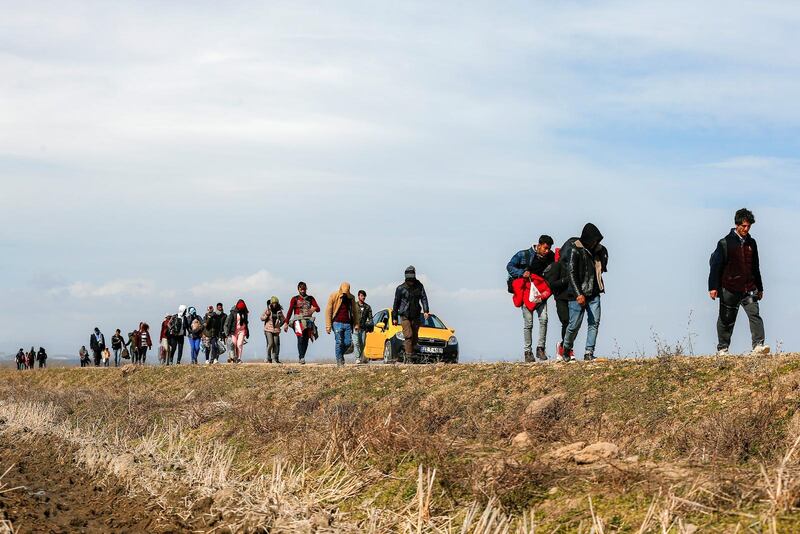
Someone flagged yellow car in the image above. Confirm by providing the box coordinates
[363,308,459,363]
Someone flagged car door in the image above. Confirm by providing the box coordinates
[364,309,388,358]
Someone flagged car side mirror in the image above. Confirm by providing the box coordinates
[449,328,455,334]
[375,322,385,331]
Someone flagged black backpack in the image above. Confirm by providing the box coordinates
[709,238,728,267]
[168,315,183,336]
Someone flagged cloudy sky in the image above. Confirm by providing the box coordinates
[1,1,798,360]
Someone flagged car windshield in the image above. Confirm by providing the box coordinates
[389,311,446,329]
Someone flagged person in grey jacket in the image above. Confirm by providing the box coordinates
[392,266,430,357]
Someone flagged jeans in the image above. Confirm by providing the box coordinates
[563,295,601,355]
[114,348,121,367]
[717,288,765,350]
[168,336,185,364]
[352,330,366,362]
[265,332,280,361]
[333,322,352,366]
[189,337,202,363]
[522,301,548,353]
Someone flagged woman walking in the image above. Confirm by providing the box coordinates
[225,299,250,363]
[138,322,153,365]
[186,306,204,364]
[79,345,90,367]
[260,297,285,363]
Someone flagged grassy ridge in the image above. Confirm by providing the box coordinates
[3,356,800,531]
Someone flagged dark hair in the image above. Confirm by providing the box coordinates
[358,290,367,297]
[297,281,307,290]
[216,302,223,307]
[735,208,755,226]
[538,235,554,246]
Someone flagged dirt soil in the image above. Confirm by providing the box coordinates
[0,436,190,534]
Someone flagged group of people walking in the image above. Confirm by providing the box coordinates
[14,347,47,370]
[76,266,431,367]
[506,209,769,363]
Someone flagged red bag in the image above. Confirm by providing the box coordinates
[511,275,552,310]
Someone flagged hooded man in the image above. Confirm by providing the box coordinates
[559,223,608,362]
[90,327,106,366]
[392,266,430,358]
[507,235,556,362]
[167,304,188,365]
[325,282,361,366]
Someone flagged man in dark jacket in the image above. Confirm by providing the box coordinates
[708,208,768,356]
[392,266,430,357]
[507,235,555,362]
[560,223,607,362]
[89,327,106,366]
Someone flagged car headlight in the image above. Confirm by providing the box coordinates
[448,336,458,346]
[395,332,405,341]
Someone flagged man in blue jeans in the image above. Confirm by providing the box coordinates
[559,223,608,362]
[325,282,361,366]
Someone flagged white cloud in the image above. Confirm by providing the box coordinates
[50,278,155,298]
[189,270,288,297]
[706,156,798,170]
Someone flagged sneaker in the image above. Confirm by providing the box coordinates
[568,349,575,359]
[204,360,209,365]
[583,352,596,361]
[717,348,730,356]
[299,358,306,365]
[536,347,547,361]
[524,350,534,363]
[266,358,272,364]
[556,342,564,358]
[751,345,771,356]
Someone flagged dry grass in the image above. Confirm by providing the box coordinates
[3,356,800,530]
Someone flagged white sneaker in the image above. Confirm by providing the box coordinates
[751,345,771,356]
[717,348,730,356]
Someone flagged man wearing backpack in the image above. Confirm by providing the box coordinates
[167,305,188,365]
[559,223,608,362]
[708,208,768,356]
[392,266,430,359]
[507,235,556,362]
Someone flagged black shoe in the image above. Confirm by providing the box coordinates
[524,350,534,363]
[536,347,547,361]
[275,358,281,364]
[299,358,306,365]
[583,352,596,361]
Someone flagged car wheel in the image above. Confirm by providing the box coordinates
[383,341,394,363]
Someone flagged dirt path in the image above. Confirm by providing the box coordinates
[0,438,190,534]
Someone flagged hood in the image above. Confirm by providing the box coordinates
[235,299,248,312]
[337,282,352,297]
[178,304,187,316]
[580,223,603,246]
[188,306,196,315]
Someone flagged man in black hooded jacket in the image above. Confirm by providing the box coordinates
[558,223,608,361]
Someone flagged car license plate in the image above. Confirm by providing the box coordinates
[420,346,443,354]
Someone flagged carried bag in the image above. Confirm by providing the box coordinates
[121,346,130,359]
[191,318,203,334]
[168,315,183,336]
[216,339,227,355]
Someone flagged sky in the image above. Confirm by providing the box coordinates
[1,1,799,361]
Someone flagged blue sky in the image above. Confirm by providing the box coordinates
[1,1,798,360]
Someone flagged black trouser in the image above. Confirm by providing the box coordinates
[80,359,88,367]
[297,332,310,360]
[556,299,570,342]
[138,347,148,365]
[168,336,184,364]
[93,349,102,366]
[717,288,765,351]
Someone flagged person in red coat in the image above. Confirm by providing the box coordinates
[507,235,556,362]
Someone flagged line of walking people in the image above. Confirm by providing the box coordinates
[14,347,47,370]
[78,274,397,367]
